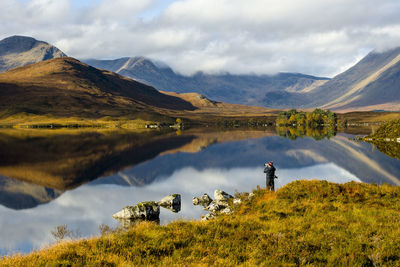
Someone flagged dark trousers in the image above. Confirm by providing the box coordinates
[266,177,275,191]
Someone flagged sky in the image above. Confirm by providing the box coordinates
[1,0,400,77]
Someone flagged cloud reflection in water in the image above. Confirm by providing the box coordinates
[0,163,359,255]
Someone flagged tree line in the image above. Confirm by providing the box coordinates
[276,109,337,126]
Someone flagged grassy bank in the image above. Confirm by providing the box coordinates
[366,118,400,139]
[0,113,169,129]
[2,180,400,266]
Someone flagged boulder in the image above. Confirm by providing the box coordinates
[158,194,181,207]
[220,207,232,214]
[193,193,213,207]
[214,190,233,201]
[205,200,229,213]
[233,198,242,205]
[112,201,160,221]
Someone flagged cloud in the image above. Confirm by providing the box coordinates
[1,0,400,76]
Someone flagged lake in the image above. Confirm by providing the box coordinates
[0,127,399,255]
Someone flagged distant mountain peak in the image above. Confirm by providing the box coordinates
[0,35,66,73]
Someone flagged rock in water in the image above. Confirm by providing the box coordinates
[158,194,181,213]
[112,201,160,221]
[158,194,181,207]
[193,193,213,207]
[214,190,233,201]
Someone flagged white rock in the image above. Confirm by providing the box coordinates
[158,194,181,207]
[193,193,213,207]
[233,198,242,205]
[220,207,232,214]
[112,201,160,221]
[214,190,233,201]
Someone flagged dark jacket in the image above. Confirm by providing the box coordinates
[264,165,276,179]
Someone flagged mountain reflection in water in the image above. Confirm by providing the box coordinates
[0,127,399,255]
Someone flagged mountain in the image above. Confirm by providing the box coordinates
[0,35,66,73]
[0,57,195,119]
[0,175,62,209]
[265,47,400,111]
[84,57,329,106]
[85,48,400,111]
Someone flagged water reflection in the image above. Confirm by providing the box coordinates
[0,175,62,209]
[276,125,336,140]
[0,162,362,255]
[365,140,400,161]
[0,128,399,255]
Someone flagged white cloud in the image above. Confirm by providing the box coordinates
[1,0,400,76]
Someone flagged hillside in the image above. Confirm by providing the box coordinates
[3,180,400,266]
[268,47,400,111]
[85,49,400,112]
[0,57,195,120]
[0,36,66,73]
[84,57,329,106]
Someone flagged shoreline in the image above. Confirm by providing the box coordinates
[2,180,400,266]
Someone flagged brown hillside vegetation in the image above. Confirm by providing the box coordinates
[3,180,400,266]
[0,57,195,120]
[0,57,278,125]
[161,91,278,121]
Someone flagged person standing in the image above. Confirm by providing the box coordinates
[264,161,277,191]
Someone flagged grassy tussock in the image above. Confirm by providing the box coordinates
[2,180,400,266]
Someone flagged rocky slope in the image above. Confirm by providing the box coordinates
[85,48,400,111]
[267,47,400,111]
[0,35,66,73]
[84,57,329,106]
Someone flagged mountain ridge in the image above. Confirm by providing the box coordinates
[0,57,196,119]
[265,47,400,111]
[84,57,330,107]
[0,35,66,73]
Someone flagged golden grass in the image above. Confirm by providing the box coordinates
[0,113,157,130]
[3,180,400,266]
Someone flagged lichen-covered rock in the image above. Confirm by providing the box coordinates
[220,207,232,214]
[193,197,200,205]
[158,194,181,207]
[205,200,229,213]
[193,193,213,207]
[214,190,233,201]
[233,198,242,205]
[112,201,160,221]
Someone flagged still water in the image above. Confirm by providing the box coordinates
[0,128,399,255]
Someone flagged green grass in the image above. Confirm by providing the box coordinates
[367,118,400,139]
[2,180,400,266]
